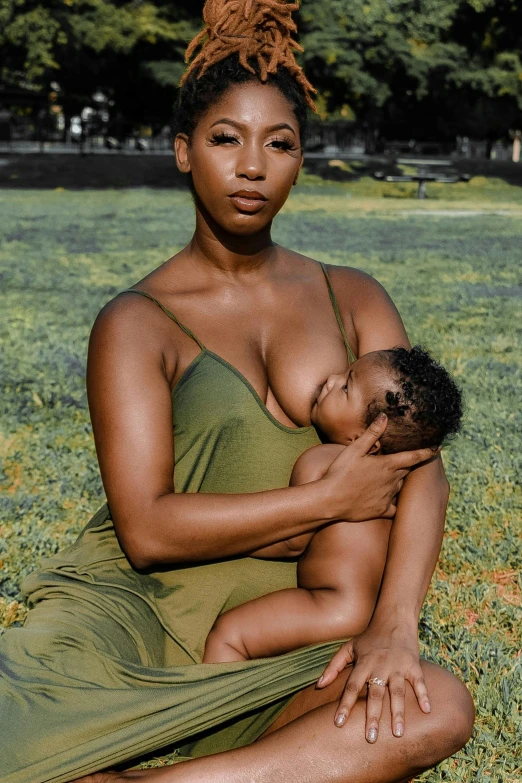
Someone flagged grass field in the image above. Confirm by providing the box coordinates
[0,179,521,781]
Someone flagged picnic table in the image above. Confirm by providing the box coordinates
[373,157,471,199]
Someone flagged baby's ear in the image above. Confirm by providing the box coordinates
[368,439,381,455]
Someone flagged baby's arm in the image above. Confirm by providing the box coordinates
[249,444,346,559]
[203,443,376,663]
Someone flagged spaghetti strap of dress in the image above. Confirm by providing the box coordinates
[123,289,206,351]
[319,263,357,364]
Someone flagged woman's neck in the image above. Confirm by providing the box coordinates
[190,204,277,276]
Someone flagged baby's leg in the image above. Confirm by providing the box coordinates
[203,444,391,663]
[203,579,353,663]
[203,520,391,663]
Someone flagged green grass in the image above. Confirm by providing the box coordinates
[0,184,521,781]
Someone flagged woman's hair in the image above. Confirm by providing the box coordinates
[171,0,316,142]
[365,346,464,454]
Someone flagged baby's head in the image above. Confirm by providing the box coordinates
[311,346,463,454]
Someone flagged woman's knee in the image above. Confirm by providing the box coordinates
[420,661,475,763]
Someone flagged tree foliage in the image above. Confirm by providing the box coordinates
[0,1,200,119]
[0,0,520,135]
[299,0,522,133]
[0,1,193,84]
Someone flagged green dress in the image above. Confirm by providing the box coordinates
[0,263,356,783]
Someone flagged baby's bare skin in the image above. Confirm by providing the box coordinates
[203,444,392,662]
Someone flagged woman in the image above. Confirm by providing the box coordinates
[0,2,474,781]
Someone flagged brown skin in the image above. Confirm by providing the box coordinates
[80,81,473,782]
[202,443,392,663]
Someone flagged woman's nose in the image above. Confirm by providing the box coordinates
[235,142,266,181]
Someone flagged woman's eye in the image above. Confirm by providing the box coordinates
[210,132,239,145]
[342,384,348,393]
[268,137,297,151]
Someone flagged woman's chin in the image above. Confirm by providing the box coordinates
[222,213,274,237]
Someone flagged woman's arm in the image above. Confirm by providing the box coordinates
[87,295,431,570]
[249,445,342,559]
[317,266,450,742]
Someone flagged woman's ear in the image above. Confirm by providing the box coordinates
[174,134,191,173]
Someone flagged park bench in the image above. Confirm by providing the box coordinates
[373,157,471,199]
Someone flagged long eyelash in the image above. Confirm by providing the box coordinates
[210,131,239,144]
[269,135,297,151]
[209,131,297,150]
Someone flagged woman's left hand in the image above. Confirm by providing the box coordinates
[316,622,431,743]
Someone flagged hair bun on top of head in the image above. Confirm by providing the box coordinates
[181,0,317,111]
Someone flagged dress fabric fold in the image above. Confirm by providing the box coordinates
[1,349,345,783]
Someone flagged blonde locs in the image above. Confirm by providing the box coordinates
[181,0,317,112]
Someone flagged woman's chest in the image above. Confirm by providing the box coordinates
[165,281,348,426]
[172,306,351,429]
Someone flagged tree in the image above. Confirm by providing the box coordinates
[0,0,202,121]
[298,0,522,138]
[1,0,520,138]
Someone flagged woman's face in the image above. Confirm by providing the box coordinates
[175,81,303,236]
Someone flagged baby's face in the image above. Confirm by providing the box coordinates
[311,352,392,445]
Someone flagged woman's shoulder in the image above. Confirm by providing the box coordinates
[92,275,183,342]
[283,249,381,286]
[285,251,407,353]
[283,250,391,311]
[88,287,182,386]
[319,261,388,302]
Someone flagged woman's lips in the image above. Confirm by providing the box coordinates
[228,191,268,213]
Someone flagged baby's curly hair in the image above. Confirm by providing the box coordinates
[365,346,463,455]
[172,0,316,142]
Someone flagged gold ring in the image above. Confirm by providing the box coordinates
[368,677,387,687]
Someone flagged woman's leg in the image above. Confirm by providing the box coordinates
[77,659,474,783]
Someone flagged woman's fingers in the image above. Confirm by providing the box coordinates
[388,673,406,737]
[365,679,387,743]
[391,446,438,471]
[316,641,354,689]
[352,412,388,455]
[333,663,370,727]
[409,666,431,714]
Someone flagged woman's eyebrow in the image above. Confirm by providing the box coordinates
[266,122,296,134]
[209,118,296,134]
[209,118,240,129]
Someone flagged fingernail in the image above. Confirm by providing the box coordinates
[317,676,325,687]
[423,701,431,713]
[367,728,377,743]
[394,724,404,738]
[335,713,346,727]
[377,412,387,422]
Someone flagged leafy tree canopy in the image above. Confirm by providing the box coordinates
[299,0,522,117]
[0,0,520,135]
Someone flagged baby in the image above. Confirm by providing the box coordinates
[203,346,463,663]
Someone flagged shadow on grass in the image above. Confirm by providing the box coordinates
[1,151,522,193]
[0,153,189,190]
[304,156,522,189]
